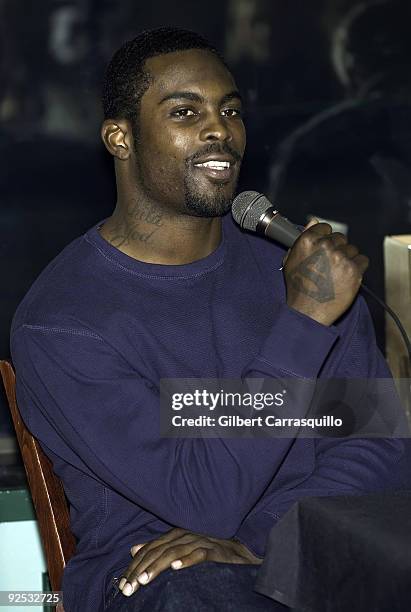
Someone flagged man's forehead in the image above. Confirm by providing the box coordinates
[144,49,236,94]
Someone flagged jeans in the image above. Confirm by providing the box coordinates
[104,562,287,611]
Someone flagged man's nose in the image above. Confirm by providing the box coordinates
[199,112,232,142]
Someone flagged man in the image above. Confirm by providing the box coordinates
[11,28,408,611]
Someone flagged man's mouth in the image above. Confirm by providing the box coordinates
[193,160,235,182]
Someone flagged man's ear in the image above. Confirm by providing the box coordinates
[101,119,131,160]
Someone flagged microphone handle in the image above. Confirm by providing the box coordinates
[256,208,301,248]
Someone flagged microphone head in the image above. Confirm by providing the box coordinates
[232,191,273,231]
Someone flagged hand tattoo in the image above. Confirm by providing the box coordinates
[288,249,335,303]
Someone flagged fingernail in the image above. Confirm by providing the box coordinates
[137,572,149,585]
[171,560,183,569]
[119,578,126,590]
[130,544,143,556]
[122,583,133,596]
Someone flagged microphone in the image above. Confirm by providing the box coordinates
[231,190,301,248]
[231,190,411,362]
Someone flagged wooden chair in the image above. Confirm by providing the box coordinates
[0,360,76,610]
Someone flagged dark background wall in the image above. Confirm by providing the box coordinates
[1,0,411,445]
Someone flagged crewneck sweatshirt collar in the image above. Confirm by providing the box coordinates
[85,219,227,280]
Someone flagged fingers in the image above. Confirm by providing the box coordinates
[168,547,248,570]
[119,529,199,596]
[118,543,147,591]
[117,530,262,599]
[127,528,188,567]
[293,221,332,251]
[311,232,368,276]
[317,232,347,248]
[335,243,359,259]
[329,243,369,277]
[285,217,321,267]
[352,253,369,275]
[300,225,366,261]
[119,528,187,594]
[304,217,319,230]
[130,543,146,557]
[305,221,332,237]
[122,541,209,596]
[170,547,208,570]
[333,244,368,273]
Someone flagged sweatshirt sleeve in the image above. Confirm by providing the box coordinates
[243,302,338,379]
[235,437,406,558]
[235,296,409,557]
[11,310,336,540]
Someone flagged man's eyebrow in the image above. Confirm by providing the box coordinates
[159,92,204,105]
[220,91,243,106]
[158,90,243,105]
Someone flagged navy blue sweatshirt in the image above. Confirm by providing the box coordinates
[11,215,407,611]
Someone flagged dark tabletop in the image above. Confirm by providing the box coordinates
[255,492,411,612]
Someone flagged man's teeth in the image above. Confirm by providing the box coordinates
[195,161,230,170]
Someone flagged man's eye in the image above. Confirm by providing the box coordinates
[221,108,242,117]
[172,108,197,118]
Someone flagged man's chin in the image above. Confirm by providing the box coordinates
[184,196,234,218]
[184,182,237,218]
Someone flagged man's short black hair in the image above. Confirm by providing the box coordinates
[102,27,223,123]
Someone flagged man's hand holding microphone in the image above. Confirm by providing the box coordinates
[284,218,369,326]
[231,191,369,326]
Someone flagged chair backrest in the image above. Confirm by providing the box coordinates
[0,360,76,591]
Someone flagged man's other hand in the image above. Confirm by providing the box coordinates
[118,527,261,596]
[284,219,369,326]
